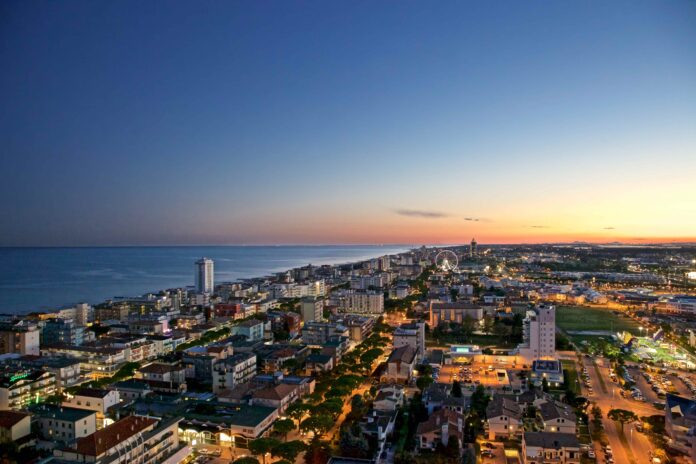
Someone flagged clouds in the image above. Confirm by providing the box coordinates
[394,209,449,218]
[529,225,551,229]
[394,209,491,222]
[603,227,616,230]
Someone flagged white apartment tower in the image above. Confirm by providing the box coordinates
[516,304,556,362]
[195,258,215,294]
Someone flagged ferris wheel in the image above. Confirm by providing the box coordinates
[435,250,459,272]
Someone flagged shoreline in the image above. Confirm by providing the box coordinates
[1,245,413,316]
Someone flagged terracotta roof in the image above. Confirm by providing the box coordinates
[486,396,521,420]
[252,383,297,401]
[387,345,416,364]
[0,411,30,428]
[416,409,464,436]
[76,415,157,457]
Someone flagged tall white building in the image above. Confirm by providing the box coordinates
[515,304,556,362]
[195,258,215,294]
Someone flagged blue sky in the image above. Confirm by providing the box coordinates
[1,1,695,245]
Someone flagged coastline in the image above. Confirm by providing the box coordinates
[0,245,412,315]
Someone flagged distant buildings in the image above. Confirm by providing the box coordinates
[0,321,40,356]
[429,302,483,327]
[42,318,85,346]
[195,257,215,294]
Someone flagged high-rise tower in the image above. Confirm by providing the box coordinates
[195,258,214,294]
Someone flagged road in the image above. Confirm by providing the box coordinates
[581,356,658,464]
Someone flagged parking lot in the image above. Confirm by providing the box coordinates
[434,363,514,391]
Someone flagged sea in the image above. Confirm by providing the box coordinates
[0,245,411,314]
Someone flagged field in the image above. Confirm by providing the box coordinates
[555,305,641,333]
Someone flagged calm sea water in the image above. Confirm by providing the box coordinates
[0,245,410,314]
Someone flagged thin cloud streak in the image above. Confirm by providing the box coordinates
[529,225,551,229]
[394,209,449,218]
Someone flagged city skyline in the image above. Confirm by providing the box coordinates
[2,1,695,246]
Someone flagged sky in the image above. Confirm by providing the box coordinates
[1,1,695,246]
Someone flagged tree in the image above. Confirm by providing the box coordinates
[249,438,281,464]
[287,402,312,429]
[482,314,494,335]
[300,414,334,437]
[416,375,434,391]
[461,315,476,339]
[273,418,295,441]
[608,408,638,432]
[451,381,462,398]
[233,458,260,464]
[272,440,307,462]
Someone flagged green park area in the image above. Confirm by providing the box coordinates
[555,305,641,333]
[555,305,643,348]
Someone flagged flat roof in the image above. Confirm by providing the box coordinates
[30,404,96,422]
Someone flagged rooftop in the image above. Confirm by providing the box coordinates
[523,432,580,449]
[31,404,96,422]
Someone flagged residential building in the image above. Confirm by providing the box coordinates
[179,403,278,441]
[31,403,97,445]
[302,321,348,345]
[54,415,188,464]
[304,353,334,374]
[537,400,576,433]
[373,384,405,412]
[0,369,56,410]
[251,383,299,413]
[516,305,557,362]
[42,318,85,346]
[429,302,483,327]
[522,432,581,464]
[212,352,257,394]
[338,290,384,315]
[0,410,31,446]
[392,322,425,361]
[0,321,40,356]
[63,388,120,428]
[7,356,81,392]
[486,396,522,440]
[384,346,416,383]
[665,394,696,459]
[416,409,465,451]
[195,258,215,294]
[340,314,374,342]
[301,297,324,323]
[94,304,130,322]
[231,319,265,342]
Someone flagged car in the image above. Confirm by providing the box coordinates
[481,450,494,458]
[482,442,496,449]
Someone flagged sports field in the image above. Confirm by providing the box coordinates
[555,305,641,333]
